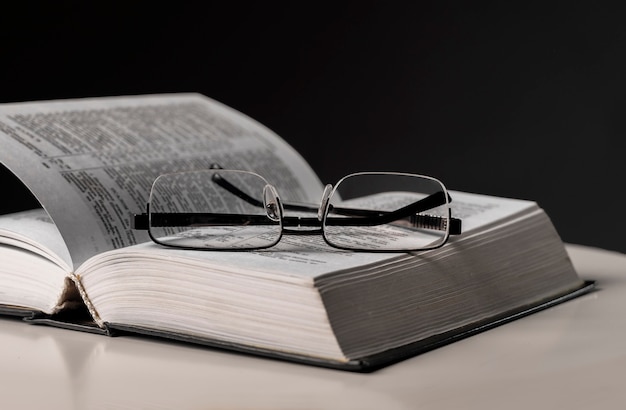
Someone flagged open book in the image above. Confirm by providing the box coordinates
[0,94,591,371]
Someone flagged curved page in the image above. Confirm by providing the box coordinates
[0,94,323,269]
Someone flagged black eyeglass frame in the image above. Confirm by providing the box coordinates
[131,169,462,252]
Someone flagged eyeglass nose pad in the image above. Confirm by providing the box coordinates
[318,184,334,222]
[263,184,283,222]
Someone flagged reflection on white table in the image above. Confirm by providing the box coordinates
[1,244,625,409]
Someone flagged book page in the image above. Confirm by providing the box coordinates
[0,94,324,269]
[447,190,537,233]
[0,209,71,270]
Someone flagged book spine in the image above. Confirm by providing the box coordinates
[70,273,105,328]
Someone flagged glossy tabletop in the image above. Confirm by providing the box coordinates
[1,244,625,409]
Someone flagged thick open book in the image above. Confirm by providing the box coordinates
[0,94,591,371]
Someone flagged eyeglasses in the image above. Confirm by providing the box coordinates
[131,169,462,252]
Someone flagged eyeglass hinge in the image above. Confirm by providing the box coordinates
[131,213,149,230]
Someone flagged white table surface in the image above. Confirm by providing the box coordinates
[1,244,625,409]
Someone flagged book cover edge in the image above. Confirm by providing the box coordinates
[102,280,596,372]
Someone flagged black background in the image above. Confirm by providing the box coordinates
[1,2,625,253]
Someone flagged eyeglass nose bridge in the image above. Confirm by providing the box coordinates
[318,184,334,222]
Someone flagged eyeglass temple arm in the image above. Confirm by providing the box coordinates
[131,208,461,235]
[131,166,461,233]
[133,207,276,230]
[211,171,316,213]
[210,163,457,213]
[131,196,462,235]
[211,169,459,220]
[324,191,461,234]
[211,173,460,234]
